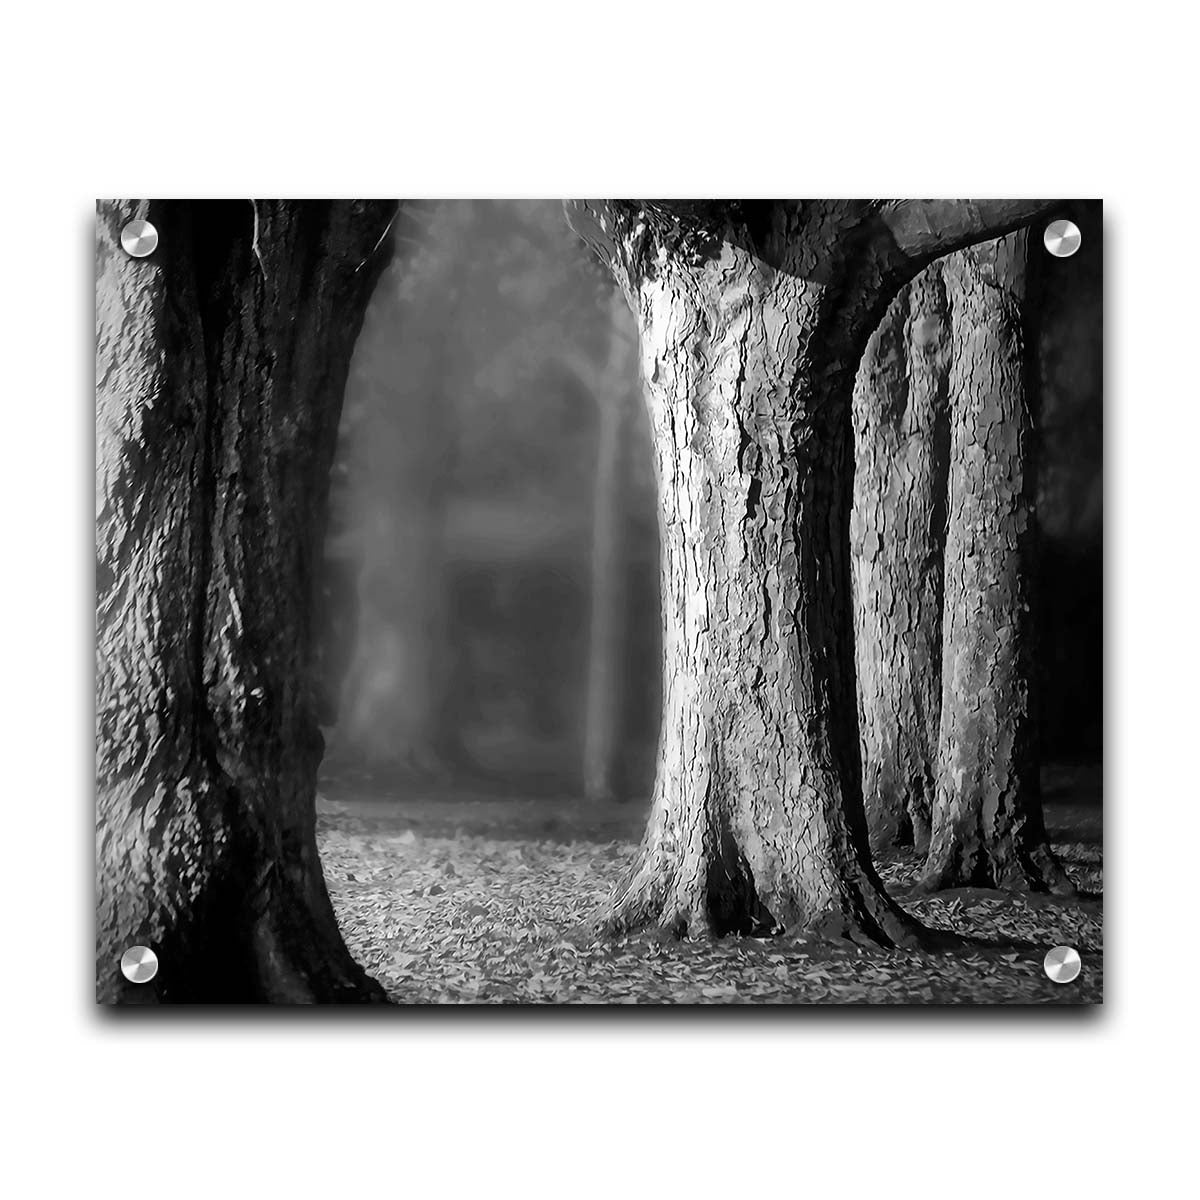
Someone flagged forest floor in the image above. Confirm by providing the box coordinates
[317,763,1102,1006]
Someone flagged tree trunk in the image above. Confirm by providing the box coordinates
[850,262,951,852]
[921,232,1071,893]
[612,253,914,942]
[569,208,907,944]
[582,290,637,802]
[96,198,398,1003]
[567,199,1059,946]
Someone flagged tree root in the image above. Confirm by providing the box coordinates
[597,848,944,952]
[918,840,1076,898]
[134,862,389,1005]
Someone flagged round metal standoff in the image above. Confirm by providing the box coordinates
[1043,945,1082,984]
[120,219,159,258]
[120,945,159,984]
[1043,219,1081,258]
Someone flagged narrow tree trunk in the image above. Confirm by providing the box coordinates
[921,232,1071,894]
[582,290,636,802]
[850,263,951,852]
[96,198,398,1003]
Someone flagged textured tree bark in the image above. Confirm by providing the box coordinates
[96,198,398,1002]
[583,289,638,803]
[850,264,951,852]
[567,200,1058,945]
[921,232,1071,893]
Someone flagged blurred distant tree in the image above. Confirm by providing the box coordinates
[921,232,1071,893]
[460,203,641,792]
[334,202,470,777]
[851,263,950,853]
[569,199,1058,946]
[326,199,646,794]
[96,199,396,1002]
[579,289,640,802]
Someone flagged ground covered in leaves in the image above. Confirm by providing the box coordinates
[318,765,1102,1005]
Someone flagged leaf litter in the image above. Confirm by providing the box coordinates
[317,790,1102,1005]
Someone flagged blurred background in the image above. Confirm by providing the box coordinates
[314,199,1102,805]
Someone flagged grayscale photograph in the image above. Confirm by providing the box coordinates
[95,199,1102,1005]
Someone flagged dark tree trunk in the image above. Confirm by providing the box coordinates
[850,263,951,852]
[96,198,398,1003]
[921,232,1072,894]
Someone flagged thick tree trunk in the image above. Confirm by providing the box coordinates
[96,198,398,1003]
[582,290,637,803]
[567,199,1058,946]
[850,263,951,852]
[572,214,919,945]
[611,254,914,942]
[921,232,1071,893]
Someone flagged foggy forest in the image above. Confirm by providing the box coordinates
[95,198,1102,1005]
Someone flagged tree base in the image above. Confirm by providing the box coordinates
[864,776,934,857]
[867,809,932,858]
[917,839,1076,898]
[240,881,389,1004]
[210,816,390,1004]
[598,841,937,952]
[102,858,389,1006]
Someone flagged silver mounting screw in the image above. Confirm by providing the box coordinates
[1043,945,1082,984]
[120,945,159,984]
[1043,219,1081,258]
[120,219,159,258]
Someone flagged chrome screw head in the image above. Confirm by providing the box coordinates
[120,945,159,984]
[1043,945,1082,984]
[1043,219,1082,258]
[120,219,159,258]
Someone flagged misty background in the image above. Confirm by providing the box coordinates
[314,199,1102,803]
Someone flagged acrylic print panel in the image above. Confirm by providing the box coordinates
[95,199,1102,1005]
